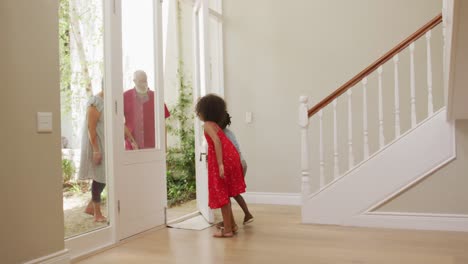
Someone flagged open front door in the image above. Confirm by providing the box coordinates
[193,0,214,223]
[193,0,224,223]
[112,0,167,240]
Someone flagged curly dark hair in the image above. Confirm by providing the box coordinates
[218,112,232,129]
[195,93,227,123]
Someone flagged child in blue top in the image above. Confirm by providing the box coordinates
[217,112,254,226]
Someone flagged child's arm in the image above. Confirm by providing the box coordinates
[204,122,224,178]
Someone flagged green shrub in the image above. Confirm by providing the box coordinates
[62,158,76,184]
[166,64,196,207]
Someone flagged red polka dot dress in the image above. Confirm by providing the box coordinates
[205,125,246,209]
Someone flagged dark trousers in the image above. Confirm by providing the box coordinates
[91,180,106,203]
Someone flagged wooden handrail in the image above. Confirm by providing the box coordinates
[308,13,442,117]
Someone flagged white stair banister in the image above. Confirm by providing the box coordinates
[426,31,434,115]
[319,110,325,188]
[347,90,354,169]
[377,66,385,149]
[393,55,401,137]
[301,14,442,198]
[299,96,310,201]
[410,43,417,128]
[362,78,370,159]
[333,99,339,179]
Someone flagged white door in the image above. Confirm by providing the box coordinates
[193,0,224,223]
[193,0,213,223]
[112,0,167,240]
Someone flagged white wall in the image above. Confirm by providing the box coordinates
[223,0,442,193]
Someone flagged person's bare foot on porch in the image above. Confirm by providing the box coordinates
[93,202,107,222]
[94,215,107,223]
[84,201,94,216]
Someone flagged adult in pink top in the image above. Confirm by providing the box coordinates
[124,70,170,150]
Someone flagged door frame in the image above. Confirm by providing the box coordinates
[65,0,168,259]
[64,0,118,259]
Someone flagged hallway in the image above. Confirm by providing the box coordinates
[75,204,468,264]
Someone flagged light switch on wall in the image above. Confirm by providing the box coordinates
[37,112,53,133]
[245,111,253,124]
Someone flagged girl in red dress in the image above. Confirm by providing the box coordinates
[195,94,246,238]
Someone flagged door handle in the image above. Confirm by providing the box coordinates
[199,152,207,161]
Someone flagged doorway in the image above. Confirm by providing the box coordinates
[61,0,167,259]
[164,0,225,225]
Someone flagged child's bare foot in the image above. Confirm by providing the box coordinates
[219,224,238,233]
[213,228,234,238]
[243,214,254,225]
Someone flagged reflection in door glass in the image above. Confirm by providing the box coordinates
[59,0,108,238]
[122,0,166,151]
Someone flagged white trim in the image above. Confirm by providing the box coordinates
[366,154,456,212]
[243,192,301,206]
[23,249,70,264]
[367,211,468,218]
[349,213,468,232]
[64,1,118,260]
[309,107,447,199]
[302,109,457,232]
[213,2,224,97]
[103,0,120,245]
[445,0,459,120]
[65,226,114,260]
[193,0,215,224]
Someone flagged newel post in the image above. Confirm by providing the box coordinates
[298,96,310,204]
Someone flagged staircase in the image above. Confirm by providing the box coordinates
[298,12,466,232]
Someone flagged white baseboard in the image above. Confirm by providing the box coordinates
[348,212,468,232]
[242,192,301,205]
[23,249,70,264]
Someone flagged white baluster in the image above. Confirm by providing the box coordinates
[377,66,385,149]
[347,90,354,169]
[426,31,434,115]
[442,23,447,104]
[393,55,401,137]
[298,96,310,201]
[442,4,447,80]
[442,27,446,69]
[410,43,417,128]
[333,99,339,179]
[319,110,325,188]
[362,78,369,159]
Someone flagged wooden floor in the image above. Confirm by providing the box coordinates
[75,204,468,264]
